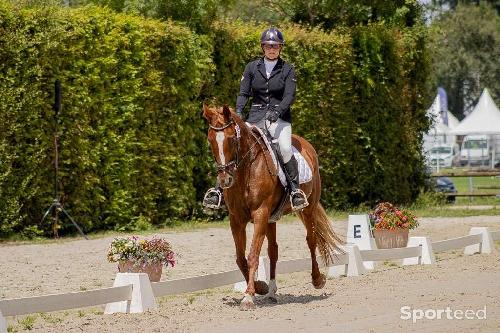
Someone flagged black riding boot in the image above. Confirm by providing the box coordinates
[203,185,226,210]
[283,156,309,210]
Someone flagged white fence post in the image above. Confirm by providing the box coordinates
[403,237,435,266]
[345,244,366,277]
[0,310,6,333]
[347,214,377,270]
[328,244,365,277]
[234,256,269,292]
[327,264,346,278]
[464,227,495,255]
[104,273,156,314]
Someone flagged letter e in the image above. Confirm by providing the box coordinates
[354,225,361,238]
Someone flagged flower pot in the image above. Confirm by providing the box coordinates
[118,260,163,282]
[372,229,409,249]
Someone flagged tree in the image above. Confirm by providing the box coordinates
[85,0,235,32]
[429,2,499,118]
[222,0,424,29]
[12,0,235,33]
[430,0,499,14]
[264,0,423,29]
[223,0,284,23]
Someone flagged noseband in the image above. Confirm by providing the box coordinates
[209,118,241,175]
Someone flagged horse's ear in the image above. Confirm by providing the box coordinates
[222,105,231,120]
[202,104,211,120]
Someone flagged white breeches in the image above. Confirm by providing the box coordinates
[252,118,293,163]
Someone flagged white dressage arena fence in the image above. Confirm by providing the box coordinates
[0,217,498,332]
[0,285,133,316]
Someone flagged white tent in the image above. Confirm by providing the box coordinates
[428,122,451,135]
[427,93,459,130]
[424,94,456,151]
[450,88,500,135]
[423,92,460,170]
[427,94,443,129]
[447,112,459,129]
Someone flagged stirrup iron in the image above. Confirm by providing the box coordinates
[290,189,309,211]
[203,188,223,209]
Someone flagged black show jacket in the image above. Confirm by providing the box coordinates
[235,57,296,124]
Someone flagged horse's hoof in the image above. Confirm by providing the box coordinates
[240,294,256,310]
[313,273,326,289]
[255,280,269,295]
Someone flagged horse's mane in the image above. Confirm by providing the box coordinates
[229,109,250,137]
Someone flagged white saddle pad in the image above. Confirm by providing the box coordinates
[249,124,313,187]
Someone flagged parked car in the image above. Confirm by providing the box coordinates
[459,135,492,166]
[428,144,456,168]
[434,176,457,203]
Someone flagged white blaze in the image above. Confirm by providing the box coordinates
[216,132,226,165]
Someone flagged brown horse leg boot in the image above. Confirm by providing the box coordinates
[283,156,308,211]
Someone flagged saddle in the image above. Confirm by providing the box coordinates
[249,124,313,186]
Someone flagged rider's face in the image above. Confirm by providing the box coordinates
[262,43,281,60]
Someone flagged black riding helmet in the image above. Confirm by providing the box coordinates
[260,27,285,45]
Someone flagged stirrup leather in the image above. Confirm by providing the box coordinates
[290,189,309,211]
[203,188,223,209]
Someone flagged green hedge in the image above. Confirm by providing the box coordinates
[0,3,430,237]
[0,3,212,236]
[209,21,430,209]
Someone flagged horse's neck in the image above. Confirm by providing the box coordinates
[228,121,276,208]
[240,123,251,140]
[237,122,268,178]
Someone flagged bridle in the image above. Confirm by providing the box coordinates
[209,118,241,176]
[208,117,275,179]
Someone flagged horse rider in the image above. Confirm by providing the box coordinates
[203,27,308,211]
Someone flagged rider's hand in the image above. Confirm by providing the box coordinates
[266,108,280,123]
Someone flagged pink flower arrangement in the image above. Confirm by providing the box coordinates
[107,236,176,268]
[369,202,418,230]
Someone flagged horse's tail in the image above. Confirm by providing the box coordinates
[309,203,345,266]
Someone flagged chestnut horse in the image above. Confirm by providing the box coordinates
[203,104,343,309]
